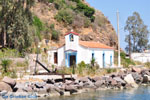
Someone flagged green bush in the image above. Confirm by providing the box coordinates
[78,61,86,68]
[16,61,28,67]
[1,59,12,74]
[84,18,91,28]
[55,8,74,25]
[77,61,86,74]
[106,68,117,74]
[33,16,44,40]
[91,58,95,67]
[50,24,55,29]
[48,0,54,3]
[51,30,60,40]
[0,48,21,59]
[76,2,95,22]
[33,16,44,31]
[114,51,135,68]
[54,0,65,10]
[70,0,80,3]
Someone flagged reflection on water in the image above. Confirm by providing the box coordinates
[37,86,150,100]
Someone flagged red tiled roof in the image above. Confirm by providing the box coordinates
[79,41,114,49]
[65,32,79,36]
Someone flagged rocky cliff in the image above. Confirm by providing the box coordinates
[32,0,118,49]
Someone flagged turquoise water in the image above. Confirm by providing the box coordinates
[40,86,150,100]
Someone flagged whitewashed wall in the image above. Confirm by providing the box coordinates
[77,45,114,68]
[58,46,65,66]
[47,49,57,65]
[77,46,90,64]
[131,53,150,63]
[65,34,79,51]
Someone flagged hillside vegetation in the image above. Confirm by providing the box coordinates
[0,0,118,53]
[32,0,118,50]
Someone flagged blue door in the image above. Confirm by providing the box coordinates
[65,52,77,67]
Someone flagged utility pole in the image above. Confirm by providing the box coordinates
[117,11,121,68]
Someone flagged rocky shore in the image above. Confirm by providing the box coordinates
[0,67,150,99]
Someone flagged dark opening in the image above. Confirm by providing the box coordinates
[70,55,76,67]
[103,53,105,67]
[69,34,74,42]
[92,53,94,59]
[54,52,58,64]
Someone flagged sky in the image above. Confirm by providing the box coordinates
[86,0,150,51]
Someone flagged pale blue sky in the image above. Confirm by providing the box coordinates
[86,0,150,50]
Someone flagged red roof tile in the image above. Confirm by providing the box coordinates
[65,32,79,36]
[79,41,114,49]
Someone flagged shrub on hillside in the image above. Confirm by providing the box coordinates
[49,24,60,41]
[54,0,65,10]
[65,0,77,9]
[70,0,80,3]
[55,8,74,25]
[72,14,84,28]
[76,2,95,22]
[94,15,107,27]
[48,0,54,3]
[51,30,60,41]
[33,16,45,40]
[0,48,21,59]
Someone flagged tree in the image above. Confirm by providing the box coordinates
[124,12,149,58]
[0,0,35,52]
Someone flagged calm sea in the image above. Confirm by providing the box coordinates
[38,86,150,100]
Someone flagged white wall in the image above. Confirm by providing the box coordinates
[65,34,79,51]
[77,45,114,68]
[47,49,57,65]
[48,46,65,67]
[58,46,65,66]
[131,53,150,63]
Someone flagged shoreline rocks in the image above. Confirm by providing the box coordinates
[1,67,150,99]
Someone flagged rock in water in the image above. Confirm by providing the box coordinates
[124,74,138,88]
[65,85,77,94]
[94,80,105,87]
[2,76,16,88]
[113,77,125,84]
[143,75,150,83]
[0,82,12,92]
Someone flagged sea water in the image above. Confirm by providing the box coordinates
[38,86,150,100]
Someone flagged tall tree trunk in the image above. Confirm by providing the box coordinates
[1,27,6,47]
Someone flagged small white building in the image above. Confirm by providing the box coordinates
[48,32,114,68]
[131,53,150,63]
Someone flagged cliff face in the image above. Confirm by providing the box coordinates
[32,0,118,49]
